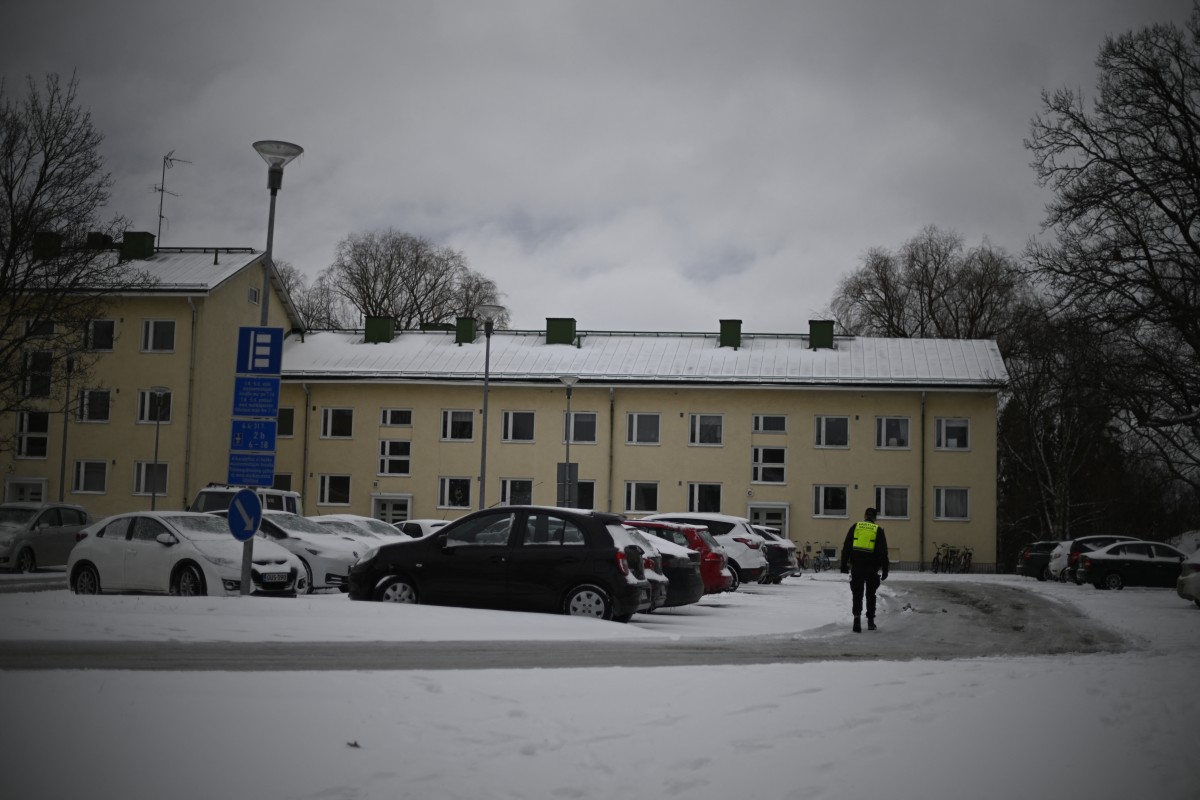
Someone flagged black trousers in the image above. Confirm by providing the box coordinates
[849,572,881,619]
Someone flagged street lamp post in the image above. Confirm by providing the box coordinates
[559,375,579,507]
[150,386,168,510]
[57,357,74,501]
[476,304,505,509]
[251,140,303,327]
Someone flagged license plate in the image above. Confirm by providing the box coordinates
[261,572,288,583]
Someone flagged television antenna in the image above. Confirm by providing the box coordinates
[154,150,192,244]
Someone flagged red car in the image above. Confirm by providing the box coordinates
[625,519,732,594]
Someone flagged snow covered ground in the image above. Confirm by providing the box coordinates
[1,571,1196,800]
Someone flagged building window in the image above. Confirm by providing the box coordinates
[277,407,295,437]
[16,411,49,458]
[813,485,848,517]
[935,487,970,520]
[73,460,107,493]
[688,483,722,513]
[137,389,172,423]
[625,481,659,513]
[564,411,597,444]
[936,418,970,450]
[815,415,849,448]
[438,477,471,509]
[502,411,535,442]
[441,410,474,441]
[381,408,412,427]
[248,286,260,305]
[876,417,910,449]
[141,320,176,352]
[319,474,351,505]
[689,413,723,446]
[321,408,353,438]
[86,319,115,351]
[501,478,533,505]
[753,414,787,433]
[874,486,909,519]
[752,447,786,483]
[77,389,111,422]
[134,461,168,495]
[626,412,660,444]
[575,480,596,510]
[379,440,411,475]
[22,351,52,397]
[25,320,54,337]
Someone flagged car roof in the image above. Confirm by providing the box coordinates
[0,501,86,511]
[648,512,749,524]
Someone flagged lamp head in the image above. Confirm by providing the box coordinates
[253,140,303,191]
[558,375,580,388]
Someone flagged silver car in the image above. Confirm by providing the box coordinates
[0,502,90,572]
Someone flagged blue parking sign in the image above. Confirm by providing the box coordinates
[236,327,283,376]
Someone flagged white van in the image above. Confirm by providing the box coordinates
[189,483,303,516]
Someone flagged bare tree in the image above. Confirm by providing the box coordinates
[322,229,506,328]
[274,259,356,329]
[0,73,150,454]
[1025,4,1200,489]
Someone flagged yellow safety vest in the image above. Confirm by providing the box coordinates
[853,521,878,552]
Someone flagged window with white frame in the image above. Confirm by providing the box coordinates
[137,389,172,423]
[378,440,411,475]
[441,409,474,441]
[86,319,115,351]
[815,415,849,447]
[752,447,786,483]
[935,487,970,520]
[319,474,351,505]
[501,478,533,505]
[16,411,49,458]
[626,412,660,444]
[248,286,260,305]
[140,319,176,352]
[321,408,353,438]
[73,460,107,493]
[689,413,723,445]
[753,414,787,433]
[22,351,52,397]
[813,485,848,517]
[380,408,412,427]
[564,411,597,444]
[876,416,910,449]
[874,486,910,519]
[438,477,471,508]
[688,482,722,513]
[134,461,168,495]
[625,481,659,513]
[935,417,970,450]
[502,411,535,442]
[77,389,111,422]
[276,407,295,437]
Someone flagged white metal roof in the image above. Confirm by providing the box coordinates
[282,329,1008,389]
[93,247,264,293]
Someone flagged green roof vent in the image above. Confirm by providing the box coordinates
[364,316,396,344]
[455,316,477,344]
[809,319,834,350]
[719,319,742,349]
[120,231,155,260]
[547,317,577,346]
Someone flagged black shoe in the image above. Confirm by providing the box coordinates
[852,617,862,633]
[867,620,877,631]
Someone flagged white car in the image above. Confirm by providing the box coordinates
[1047,534,1141,583]
[320,514,410,542]
[624,528,670,611]
[211,510,362,594]
[67,511,305,596]
[643,512,769,590]
[1177,548,1200,608]
[308,515,403,546]
[396,519,451,539]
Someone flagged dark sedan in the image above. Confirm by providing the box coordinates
[1076,540,1188,590]
[349,506,654,622]
[0,502,90,572]
[1016,540,1066,581]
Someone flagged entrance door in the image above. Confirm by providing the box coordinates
[748,505,789,537]
[373,496,411,525]
[5,479,46,503]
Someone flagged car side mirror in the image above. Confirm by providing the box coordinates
[155,532,178,546]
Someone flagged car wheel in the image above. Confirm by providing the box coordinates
[72,564,100,594]
[1102,572,1124,591]
[15,548,36,573]
[728,565,741,592]
[299,559,314,595]
[563,584,614,619]
[171,564,206,596]
[376,576,418,603]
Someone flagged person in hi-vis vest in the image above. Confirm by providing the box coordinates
[840,507,889,632]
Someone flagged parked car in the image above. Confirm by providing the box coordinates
[753,525,800,583]
[308,515,402,546]
[189,483,303,515]
[624,519,732,594]
[349,505,654,621]
[1076,540,1188,590]
[625,524,705,608]
[396,519,451,539]
[624,528,671,611]
[1016,540,1067,581]
[1047,535,1140,583]
[1177,549,1200,608]
[320,514,410,542]
[67,511,305,596]
[643,513,769,589]
[210,509,361,593]
[0,501,90,572]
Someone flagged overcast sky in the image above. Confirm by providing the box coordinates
[3,0,1190,332]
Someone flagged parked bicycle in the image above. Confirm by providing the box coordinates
[931,542,974,573]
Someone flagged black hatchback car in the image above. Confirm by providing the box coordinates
[1016,540,1066,581]
[348,506,654,622]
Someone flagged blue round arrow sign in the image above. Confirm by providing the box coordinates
[227,489,263,542]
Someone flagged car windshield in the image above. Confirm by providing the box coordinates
[0,507,36,527]
[167,514,240,540]
[191,491,236,513]
[318,519,376,538]
[354,518,400,536]
[268,514,335,535]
